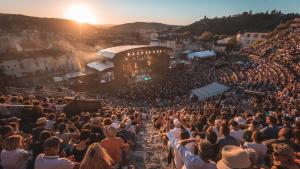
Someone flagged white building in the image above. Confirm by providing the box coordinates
[150,37,176,57]
[138,30,158,41]
[214,37,232,53]
[237,32,268,48]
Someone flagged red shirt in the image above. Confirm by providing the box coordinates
[100,137,124,163]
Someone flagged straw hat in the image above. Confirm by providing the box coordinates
[217,146,251,169]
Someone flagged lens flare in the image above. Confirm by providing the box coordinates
[65,4,97,24]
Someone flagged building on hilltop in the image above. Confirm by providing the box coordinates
[237,32,268,48]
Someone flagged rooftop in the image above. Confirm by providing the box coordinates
[97,45,170,59]
[97,45,149,59]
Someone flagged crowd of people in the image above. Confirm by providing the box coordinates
[0,20,299,169]
[0,95,145,169]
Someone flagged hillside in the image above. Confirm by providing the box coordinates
[180,11,299,35]
[109,22,179,33]
[0,13,100,35]
[242,18,300,77]
[0,13,103,60]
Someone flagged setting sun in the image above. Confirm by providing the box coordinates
[65,4,97,24]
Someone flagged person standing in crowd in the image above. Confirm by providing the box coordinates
[1,135,30,169]
[244,131,267,166]
[216,124,239,156]
[79,143,113,169]
[229,120,244,143]
[19,101,38,133]
[117,122,136,148]
[0,97,9,117]
[100,126,129,166]
[32,117,49,143]
[45,113,56,131]
[55,123,72,145]
[212,119,222,137]
[176,138,217,169]
[261,116,280,140]
[55,99,65,114]
[72,130,90,162]
[34,136,79,169]
[264,127,297,150]
[32,130,52,157]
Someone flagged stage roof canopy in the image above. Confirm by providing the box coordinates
[191,82,229,100]
[97,45,171,59]
[97,45,149,59]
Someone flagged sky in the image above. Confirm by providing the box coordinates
[0,0,300,25]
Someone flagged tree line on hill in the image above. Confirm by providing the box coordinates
[179,10,300,36]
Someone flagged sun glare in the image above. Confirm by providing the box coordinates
[65,4,97,24]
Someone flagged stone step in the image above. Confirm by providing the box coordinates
[133,119,171,169]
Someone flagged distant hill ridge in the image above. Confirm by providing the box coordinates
[109,22,179,32]
[0,13,99,35]
[179,11,300,35]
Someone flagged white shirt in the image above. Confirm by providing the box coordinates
[244,142,267,165]
[1,148,29,169]
[230,129,244,142]
[174,142,196,169]
[34,154,75,169]
[170,127,182,141]
[55,104,65,113]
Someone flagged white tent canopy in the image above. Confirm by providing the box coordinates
[191,82,229,100]
[188,50,216,59]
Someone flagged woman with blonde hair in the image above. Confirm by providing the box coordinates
[0,135,30,169]
[80,143,113,169]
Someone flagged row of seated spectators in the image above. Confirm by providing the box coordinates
[238,24,299,117]
[151,91,299,169]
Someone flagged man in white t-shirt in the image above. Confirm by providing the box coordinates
[34,136,79,169]
[244,131,267,166]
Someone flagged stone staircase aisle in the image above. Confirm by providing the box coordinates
[133,120,172,169]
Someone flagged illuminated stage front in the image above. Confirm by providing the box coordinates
[88,45,171,85]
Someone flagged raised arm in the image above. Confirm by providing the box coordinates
[177,138,199,145]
